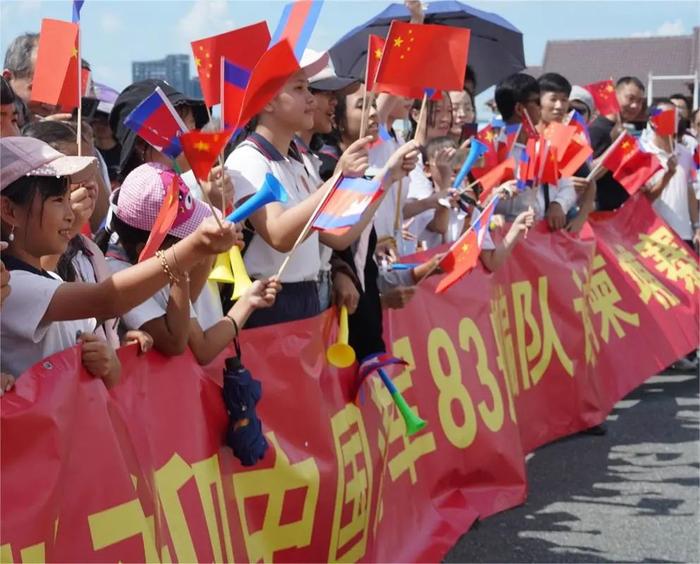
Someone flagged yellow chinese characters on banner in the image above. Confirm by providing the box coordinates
[232,433,320,563]
[634,226,700,293]
[490,276,574,398]
[614,244,681,309]
[328,404,373,563]
[573,254,641,365]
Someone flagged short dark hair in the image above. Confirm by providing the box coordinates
[423,136,457,163]
[616,76,645,92]
[669,93,690,107]
[3,33,39,78]
[0,76,16,105]
[538,72,571,96]
[649,98,674,114]
[465,65,477,91]
[495,73,539,120]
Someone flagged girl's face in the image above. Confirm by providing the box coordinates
[268,70,316,132]
[342,85,378,142]
[413,96,453,140]
[311,91,338,134]
[449,90,475,136]
[2,181,74,258]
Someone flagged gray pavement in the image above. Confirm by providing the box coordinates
[445,369,700,564]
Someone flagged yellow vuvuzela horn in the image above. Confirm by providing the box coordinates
[326,306,356,368]
[230,246,253,300]
[209,252,235,284]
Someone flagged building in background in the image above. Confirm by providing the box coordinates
[526,26,699,105]
[132,54,202,99]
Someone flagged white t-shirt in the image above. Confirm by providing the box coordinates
[445,207,469,245]
[641,136,695,240]
[225,141,321,282]
[106,257,199,330]
[369,130,409,247]
[298,145,333,273]
[1,270,94,377]
[405,153,441,252]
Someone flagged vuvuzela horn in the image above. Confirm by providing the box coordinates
[326,306,356,368]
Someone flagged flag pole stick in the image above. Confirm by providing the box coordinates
[76,24,82,156]
[275,175,339,279]
[359,89,369,139]
[393,177,404,254]
[218,56,228,212]
[414,92,429,146]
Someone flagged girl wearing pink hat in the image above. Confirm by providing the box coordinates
[0,137,238,382]
[105,162,281,365]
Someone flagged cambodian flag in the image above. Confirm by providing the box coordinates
[311,175,382,234]
[497,123,521,161]
[222,58,252,130]
[123,87,187,159]
[513,143,531,190]
[72,0,84,23]
[270,0,324,60]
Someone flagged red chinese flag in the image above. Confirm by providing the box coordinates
[31,19,79,109]
[138,177,180,262]
[191,22,271,107]
[435,230,479,293]
[584,79,620,116]
[375,21,470,92]
[543,122,577,162]
[559,134,593,177]
[649,107,677,136]
[236,39,300,129]
[366,35,385,92]
[612,150,662,195]
[601,132,638,172]
[539,142,560,185]
[180,130,233,182]
[476,158,515,203]
[470,125,499,174]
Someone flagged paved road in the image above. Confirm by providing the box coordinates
[445,368,700,563]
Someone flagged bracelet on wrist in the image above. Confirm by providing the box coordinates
[225,314,240,337]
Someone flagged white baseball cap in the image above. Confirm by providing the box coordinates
[0,136,97,192]
[302,48,357,92]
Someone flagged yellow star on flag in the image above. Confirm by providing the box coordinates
[194,57,201,68]
[393,36,404,48]
[374,48,382,59]
[194,141,210,151]
[71,46,78,58]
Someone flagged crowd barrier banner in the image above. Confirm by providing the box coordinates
[1,194,697,563]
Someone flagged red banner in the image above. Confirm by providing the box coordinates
[1,195,697,563]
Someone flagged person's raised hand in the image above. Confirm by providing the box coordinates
[192,217,238,255]
[123,330,154,355]
[386,140,420,183]
[546,202,566,231]
[338,136,372,178]
[332,271,360,314]
[240,277,282,310]
[200,165,235,211]
[79,332,121,388]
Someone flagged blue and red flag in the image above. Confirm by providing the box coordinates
[436,196,499,293]
[123,87,187,159]
[72,0,84,23]
[513,142,531,190]
[568,109,591,143]
[369,124,392,148]
[649,107,677,136]
[497,123,521,161]
[222,59,252,130]
[270,0,324,60]
[311,175,382,234]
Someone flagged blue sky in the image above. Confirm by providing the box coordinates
[1,0,699,108]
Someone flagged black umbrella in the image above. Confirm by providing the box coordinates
[329,1,525,96]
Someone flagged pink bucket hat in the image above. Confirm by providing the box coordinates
[115,162,214,239]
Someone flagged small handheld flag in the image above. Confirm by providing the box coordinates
[365,34,385,92]
[72,0,84,23]
[31,19,80,110]
[270,0,324,60]
[222,59,252,129]
[584,79,620,116]
[138,176,180,262]
[180,130,234,182]
[435,196,499,293]
[375,21,470,93]
[612,150,662,195]
[649,107,678,137]
[311,176,383,234]
[123,87,188,159]
[191,22,271,107]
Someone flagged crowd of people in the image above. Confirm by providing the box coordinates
[1,0,699,401]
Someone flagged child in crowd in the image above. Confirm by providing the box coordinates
[493,73,577,229]
[0,137,237,380]
[226,57,418,328]
[104,162,281,365]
